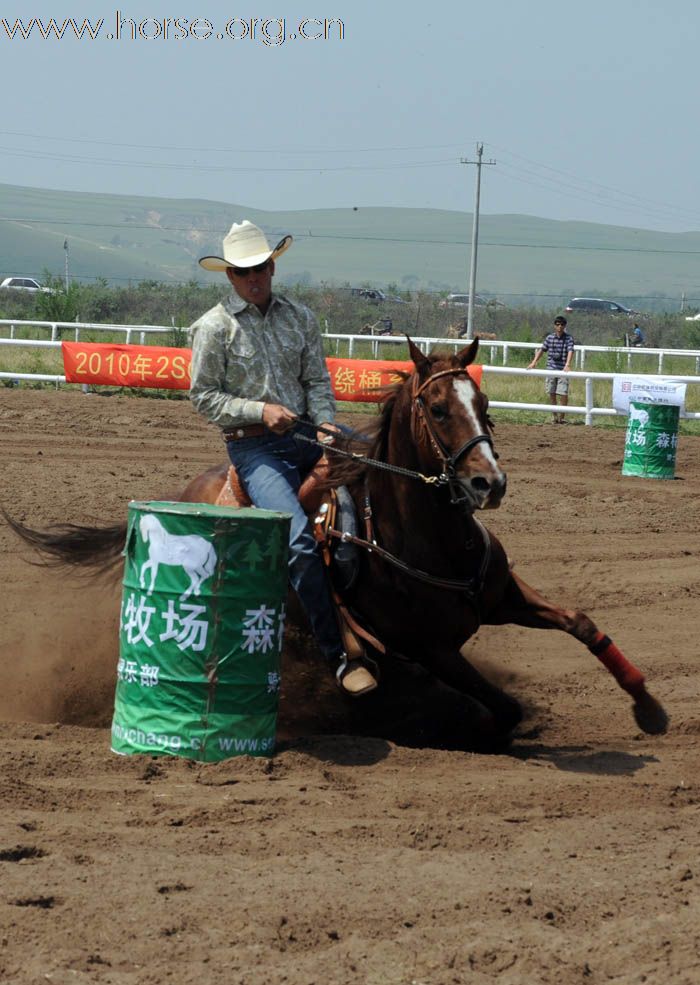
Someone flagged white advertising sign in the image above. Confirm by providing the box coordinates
[612,376,687,416]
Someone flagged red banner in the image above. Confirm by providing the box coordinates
[61,342,482,401]
[325,357,481,401]
[62,342,191,390]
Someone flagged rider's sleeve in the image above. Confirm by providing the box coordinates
[189,319,265,427]
[299,309,336,425]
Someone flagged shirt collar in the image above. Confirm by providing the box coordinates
[224,290,281,318]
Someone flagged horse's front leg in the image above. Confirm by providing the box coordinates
[144,561,158,596]
[139,560,152,593]
[488,571,668,735]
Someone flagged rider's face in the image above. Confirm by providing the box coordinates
[226,259,275,309]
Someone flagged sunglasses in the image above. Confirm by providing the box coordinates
[230,260,270,278]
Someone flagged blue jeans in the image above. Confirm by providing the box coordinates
[226,423,344,662]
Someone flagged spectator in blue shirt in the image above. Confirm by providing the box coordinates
[631,323,645,347]
[527,316,575,424]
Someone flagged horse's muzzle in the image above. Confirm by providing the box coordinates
[464,470,507,510]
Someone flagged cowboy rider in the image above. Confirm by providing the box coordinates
[189,220,378,696]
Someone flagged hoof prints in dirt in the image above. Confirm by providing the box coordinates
[0,845,47,862]
[11,895,57,909]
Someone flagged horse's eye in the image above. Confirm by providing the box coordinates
[430,404,449,422]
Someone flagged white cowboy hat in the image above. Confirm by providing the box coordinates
[199,220,292,272]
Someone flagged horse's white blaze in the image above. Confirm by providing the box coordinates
[454,378,501,471]
[138,514,218,601]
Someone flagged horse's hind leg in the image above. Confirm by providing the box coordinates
[424,647,523,740]
[488,571,668,736]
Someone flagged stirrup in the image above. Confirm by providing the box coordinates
[335,653,378,697]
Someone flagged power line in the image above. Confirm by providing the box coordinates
[0,128,468,156]
[4,215,700,256]
[489,141,700,222]
[0,145,458,174]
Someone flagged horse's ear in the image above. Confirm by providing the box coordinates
[406,335,431,376]
[457,337,480,368]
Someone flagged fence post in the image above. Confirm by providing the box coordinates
[585,377,593,427]
[658,352,664,373]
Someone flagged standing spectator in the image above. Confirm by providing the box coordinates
[527,315,575,424]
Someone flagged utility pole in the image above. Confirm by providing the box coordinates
[63,238,70,290]
[460,143,496,339]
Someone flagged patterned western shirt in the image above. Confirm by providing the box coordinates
[189,291,335,429]
[540,331,575,371]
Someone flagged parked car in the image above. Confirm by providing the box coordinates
[564,297,636,315]
[438,293,504,309]
[0,276,53,294]
[350,287,409,304]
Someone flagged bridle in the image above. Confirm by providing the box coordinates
[293,365,497,508]
[290,364,497,608]
[412,367,495,507]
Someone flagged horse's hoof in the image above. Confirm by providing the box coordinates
[336,658,379,698]
[633,692,669,735]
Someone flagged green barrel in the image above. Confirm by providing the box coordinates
[111,501,290,761]
[622,401,680,480]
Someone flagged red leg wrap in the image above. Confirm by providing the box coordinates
[589,632,645,696]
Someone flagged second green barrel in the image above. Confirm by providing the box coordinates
[622,401,680,480]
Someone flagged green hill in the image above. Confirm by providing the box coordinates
[2,182,700,306]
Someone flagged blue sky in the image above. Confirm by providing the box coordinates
[2,0,699,231]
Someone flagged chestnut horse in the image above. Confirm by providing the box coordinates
[4,339,668,741]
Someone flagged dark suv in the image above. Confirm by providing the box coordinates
[565,297,636,315]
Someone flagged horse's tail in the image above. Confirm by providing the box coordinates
[3,509,127,574]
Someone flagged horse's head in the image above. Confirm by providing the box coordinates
[407,337,507,510]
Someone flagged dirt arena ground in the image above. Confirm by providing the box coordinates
[1,387,699,985]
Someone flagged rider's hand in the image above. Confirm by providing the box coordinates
[316,421,340,445]
[317,422,340,445]
[262,403,297,434]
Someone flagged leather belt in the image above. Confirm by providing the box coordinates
[223,424,268,441]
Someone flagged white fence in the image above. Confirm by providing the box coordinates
[1,321,700,426]
[325,332,700,375]
[0,318,171,345]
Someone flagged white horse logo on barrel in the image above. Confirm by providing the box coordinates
[138,514,217,601]
[629,405,650,426]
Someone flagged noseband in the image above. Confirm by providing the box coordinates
[412,368,495,507]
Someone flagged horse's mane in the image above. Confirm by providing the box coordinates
[326,377,406,489]
[327,350,456,489]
